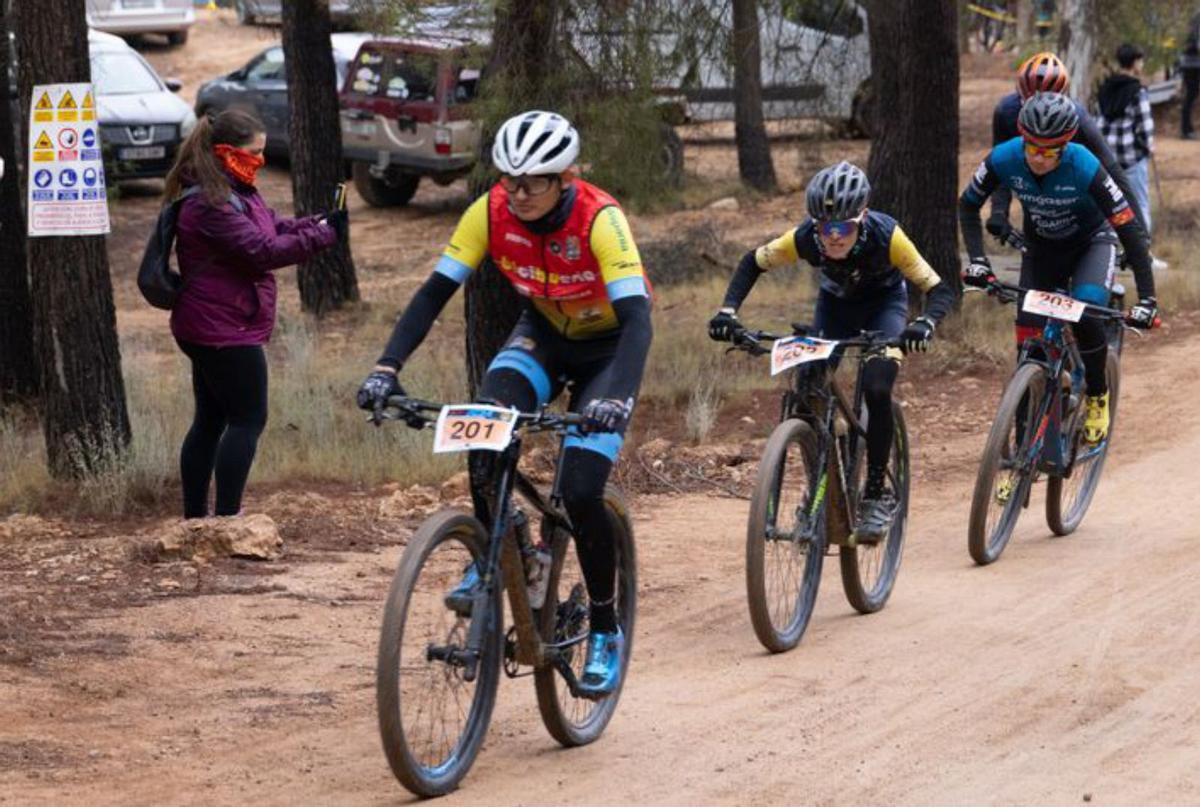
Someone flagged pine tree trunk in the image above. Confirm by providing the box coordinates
[0,0,38,404]
[462,0,562,394]
[732,0,776,191]
[14,0,130,477]
[1016,0,1034,46]
[1058,0,1097,103]
[865,0,904,214]
[281,0,359,316]
[866,0,963,301]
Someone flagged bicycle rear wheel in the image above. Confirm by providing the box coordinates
[968,363,1046,565]
[840,402,910,613]
[535,488,637,746]
[1046,351,1120,535]
[376,510,502,797]
[745,418,826,653]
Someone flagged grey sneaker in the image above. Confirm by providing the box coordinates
[852,493,896,546]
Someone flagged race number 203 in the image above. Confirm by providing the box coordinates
[1022,290,1087,323]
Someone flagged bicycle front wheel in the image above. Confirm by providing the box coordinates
[376,510,502,797]
[840,402,910,613]
[535,487,637,746]
[746,418,826,653]
[1046,351,1120,535]
[968,363,1045,565]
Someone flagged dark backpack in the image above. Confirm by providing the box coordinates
[137,186,246,310]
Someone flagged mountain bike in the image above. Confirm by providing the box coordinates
[966,272,1134,565]
[373,397,636,796]
[729,326,910,653]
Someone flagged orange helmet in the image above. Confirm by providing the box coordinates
[1016,52,1070,99]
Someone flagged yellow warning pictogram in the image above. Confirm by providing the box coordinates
[34,130,54,150]
[82,91,94,109]
[34,91,54,121]
[58,90,77,110]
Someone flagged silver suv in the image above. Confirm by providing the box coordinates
[86,0,195,46]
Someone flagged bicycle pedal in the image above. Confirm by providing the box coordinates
[503,626,524,678]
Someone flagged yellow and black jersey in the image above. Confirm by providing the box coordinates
[755,211,942,300]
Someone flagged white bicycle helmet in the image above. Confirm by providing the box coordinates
[492,110,580,176]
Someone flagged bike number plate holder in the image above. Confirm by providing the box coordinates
[771,336,837,376]
[1023,291,1086,322]
[433,404,519,453]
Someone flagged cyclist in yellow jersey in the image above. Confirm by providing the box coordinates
[709,161,956,541]
[357,110,651,698]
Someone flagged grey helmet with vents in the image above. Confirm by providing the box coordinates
[1017,91,1079,144]
[492,110,580,176]
[805,161,870,221]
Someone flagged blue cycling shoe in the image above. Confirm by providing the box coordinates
[577,627,625,699]
[443,562,481,616]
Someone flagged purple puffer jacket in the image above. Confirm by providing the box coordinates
[170,182,337,346]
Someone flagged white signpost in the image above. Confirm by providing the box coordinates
[26,82,110,237]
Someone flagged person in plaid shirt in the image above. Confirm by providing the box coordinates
[1098,44,1155,231]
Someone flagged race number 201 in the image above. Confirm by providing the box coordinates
[433,405,519,453]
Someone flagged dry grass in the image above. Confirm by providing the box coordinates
[3,226,1198,518]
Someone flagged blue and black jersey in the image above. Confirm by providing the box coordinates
[990,91,1145,231]
[959,139,1155,299]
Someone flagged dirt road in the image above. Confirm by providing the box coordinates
[2,328,1196,805]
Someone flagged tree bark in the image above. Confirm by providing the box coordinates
[866,0,963,301]
[0,0,38,404]
[732,0,776,191]
[1016,0,1034,46]
[865,0,904,214]
[1058,0,1097,103]
[462,0,563,395]
[281,0,359,316]
[14,0,130,477]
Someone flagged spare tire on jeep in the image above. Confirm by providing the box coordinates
[352,163,420,208]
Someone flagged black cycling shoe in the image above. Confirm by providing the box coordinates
[851,493,896,546]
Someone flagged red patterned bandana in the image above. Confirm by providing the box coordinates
[213,144,265,186]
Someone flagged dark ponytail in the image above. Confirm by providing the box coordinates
[163,108,265,206]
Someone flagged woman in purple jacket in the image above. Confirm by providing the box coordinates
[162,110,344,518]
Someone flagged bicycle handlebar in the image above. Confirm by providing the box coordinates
[378,395,589,433]
[977,278,1131,322]
[729,326,904,356]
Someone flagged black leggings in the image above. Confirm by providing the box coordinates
[470,346,623,634]
[861,358,899,485]
[176,341,268,518]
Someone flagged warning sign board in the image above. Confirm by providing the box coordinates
[26,83,109,237]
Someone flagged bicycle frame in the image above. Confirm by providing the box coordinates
[777,337,899,545]
[1012,320,1087,477]
[458,430,590,693]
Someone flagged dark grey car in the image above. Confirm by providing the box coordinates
[194,32,371,158]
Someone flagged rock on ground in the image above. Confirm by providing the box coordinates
[155,514,283,561]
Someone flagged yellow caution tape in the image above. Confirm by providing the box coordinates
[967,3,1017,24]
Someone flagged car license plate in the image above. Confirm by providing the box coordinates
[346,120,376,138]
[119,146,166,160]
